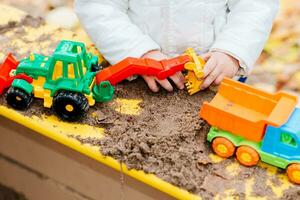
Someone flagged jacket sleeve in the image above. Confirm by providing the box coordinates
[210,0,279,74]
[74,0,160,64]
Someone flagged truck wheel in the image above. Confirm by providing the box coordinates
[236,146,260,167]
[287,164,300,184]
[53,91,89,122]
[6,87,33,110]
[212,137,236,158]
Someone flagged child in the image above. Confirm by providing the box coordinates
[75,0,279,92]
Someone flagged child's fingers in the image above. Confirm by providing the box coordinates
[201,52,212,62]
[142,75,159,92]
[155,78,174,92]
[201,66,222,90]
[203,57,217,78]
[213,73,225,85]
[169,72,185,90]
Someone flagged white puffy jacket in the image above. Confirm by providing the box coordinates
[75,0,279,74]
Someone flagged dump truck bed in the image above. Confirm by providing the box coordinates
[200,78,298,142]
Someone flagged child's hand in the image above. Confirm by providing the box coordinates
[201,51,240,90]
[141,50,185,92]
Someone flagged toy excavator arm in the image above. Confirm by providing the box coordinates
[95,55,191,85]
[96,48,205,95]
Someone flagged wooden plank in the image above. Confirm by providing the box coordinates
[0,156,88,200]
[0,116,173,200]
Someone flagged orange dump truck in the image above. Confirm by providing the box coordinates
[200,78,297,142]
[200,78,300,184]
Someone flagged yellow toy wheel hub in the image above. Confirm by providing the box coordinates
[16,96,22,101]
[65,104,74,112]
[241,153,252,163]
[217,144,228,154]
[292,171,300,181]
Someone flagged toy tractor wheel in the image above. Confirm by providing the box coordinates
[236,146,260,167]
[287,164,300,184]
[212,137,236,158]
[6,87,33,110]
[53,91,89,122]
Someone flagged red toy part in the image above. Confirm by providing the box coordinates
[96,55,190,85]
[0,53,33,95]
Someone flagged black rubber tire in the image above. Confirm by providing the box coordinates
[53,91,89,122]
[6,87,33,110]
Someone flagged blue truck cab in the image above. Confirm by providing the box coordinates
[262,107,300,167]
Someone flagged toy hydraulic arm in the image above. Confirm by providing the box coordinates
[95,55,191,85]
[96,48,205,95]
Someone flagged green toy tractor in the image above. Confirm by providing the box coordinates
[6,40,114,121]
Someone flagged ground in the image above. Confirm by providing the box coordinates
[1,1,300,200]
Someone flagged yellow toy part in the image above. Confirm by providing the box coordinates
[184,48,205,95]
[32,76,46,98]
[31,76,53,108]
[43,90,53,108]
[29,52,35,61]
[85,93,96,106]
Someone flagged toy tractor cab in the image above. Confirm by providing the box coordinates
[6,40,114,121]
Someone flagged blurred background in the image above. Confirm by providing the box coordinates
[1,0,300,95]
